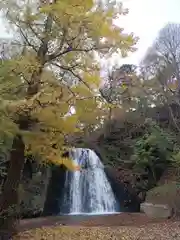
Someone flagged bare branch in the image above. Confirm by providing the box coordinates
[51,62,91,90]
[47,45,108,62]
[15,23,38,52]
[142,23,180,91]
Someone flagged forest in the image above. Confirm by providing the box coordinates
[0,0,179,239]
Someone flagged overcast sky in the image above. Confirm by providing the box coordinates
[0,0,180,67]
[115,0,180,65]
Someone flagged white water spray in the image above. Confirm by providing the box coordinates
[61,148,118,215]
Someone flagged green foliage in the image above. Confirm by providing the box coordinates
[0,110,16,181]
[172,152,180,165]
[0,136,11,180]
[131,122,176,183]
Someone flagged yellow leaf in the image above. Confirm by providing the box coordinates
[83,72,101,88]
[51,157,81,171]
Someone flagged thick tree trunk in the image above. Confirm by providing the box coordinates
[0,69,43,239]
[0,5,53,237]
[0,135,25,239]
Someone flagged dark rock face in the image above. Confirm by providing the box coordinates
[20,162,51,219]
[105,167,141,212]
[0,157,51,219]
[43,165,67,216]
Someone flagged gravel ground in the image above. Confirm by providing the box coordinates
[18,213,172,231]
[13,213,180,239]
[15,222,180,240]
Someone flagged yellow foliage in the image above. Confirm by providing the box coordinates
[51,157,81,171]
[23,129,81,171]
[0,0,137,170]
[167,79,178,90]
[71,84,93,98]
[83,72,101,88]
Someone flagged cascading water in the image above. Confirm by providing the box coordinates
[60,148,118,215]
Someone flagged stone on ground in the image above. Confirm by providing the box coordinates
[140,202,172,219]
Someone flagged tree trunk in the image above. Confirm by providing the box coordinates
[0,135,25,238]
[0,4,53,237]
[0,67,48,239]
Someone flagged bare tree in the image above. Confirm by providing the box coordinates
[141,23,180,91]
[140,23,180,134]
[100,64,137,104]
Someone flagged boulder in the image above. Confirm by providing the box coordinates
[140,202,172,219]
[146,182,180,216]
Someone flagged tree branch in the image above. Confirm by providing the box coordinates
[51,62,91,89]
[47,45,108,62]
[15,23,38,53]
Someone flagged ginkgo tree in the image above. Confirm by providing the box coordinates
[0,0,136,237]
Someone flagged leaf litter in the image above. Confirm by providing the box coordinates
[14,221,180,240]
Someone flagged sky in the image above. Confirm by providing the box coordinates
[0,0,180,67]
[108,0,180,67]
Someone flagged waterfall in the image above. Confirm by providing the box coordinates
[60,148,118,215]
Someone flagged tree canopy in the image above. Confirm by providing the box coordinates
[0,0,136,169]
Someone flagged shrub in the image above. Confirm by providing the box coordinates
[131,122,177,186]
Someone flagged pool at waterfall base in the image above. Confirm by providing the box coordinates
[64,211,121,216]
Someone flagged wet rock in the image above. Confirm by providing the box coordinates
[104,167,140,212]
[43,165,67,216]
